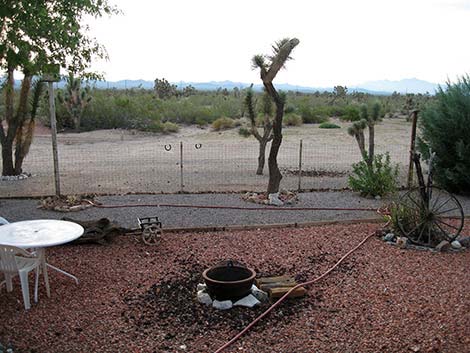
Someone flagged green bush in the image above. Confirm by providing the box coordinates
[212,116,235,131]
[299,106,330,124]
[418,75,470,193]
[341,105,361,121]
[162,121,179,133]
[348,153,399,197]
[238,126,251,137]
[283,113,303,126]
[195,116,208,127]
[319,122,341,129]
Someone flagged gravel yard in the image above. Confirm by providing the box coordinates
[1,222,469,353]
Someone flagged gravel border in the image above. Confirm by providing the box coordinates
[0,223,469,352]
[1,191,470,230]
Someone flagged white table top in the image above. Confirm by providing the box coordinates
[0,220,84,248]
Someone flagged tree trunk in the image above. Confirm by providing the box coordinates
[264,82,284,194]
[256,140,268,175]
[13,74,33,175]
[1,66,15,176]
[368,124,375,167]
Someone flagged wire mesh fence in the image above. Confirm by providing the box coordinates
[0,137,410,198]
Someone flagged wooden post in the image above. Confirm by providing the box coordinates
[297,139,303,192]
[48,82,61,196]
[180,141,184,192]
[407,109,419,189]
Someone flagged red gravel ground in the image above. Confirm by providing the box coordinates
[1,222,469,353]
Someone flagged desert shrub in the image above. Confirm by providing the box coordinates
[299,106,329,124]
[238,126,251,137]
[195,116,209,127]
[162,121,179,133]
[348,153,399,197]
[212,116,235,131]
[283,113,303,126]
[341,105,361,121]
[284,104,296,114]
[319,122,341,129]
[418,75,470,193]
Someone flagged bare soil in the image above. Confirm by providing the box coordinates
[1,222,469,353]
[1,118,412,197]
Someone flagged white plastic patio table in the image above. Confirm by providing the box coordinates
[0,220,84,284]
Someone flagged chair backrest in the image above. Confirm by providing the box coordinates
[0,217,9,225]
[0,245,32,273]
[0,245,21,272]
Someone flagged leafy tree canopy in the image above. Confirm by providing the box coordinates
[0,0,119,77]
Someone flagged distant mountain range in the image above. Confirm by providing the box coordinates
[86,78,439,95]
[11,77,440,95]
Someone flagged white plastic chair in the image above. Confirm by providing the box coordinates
[0,245,50,310]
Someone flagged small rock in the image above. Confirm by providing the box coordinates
[383,233,395,242]
[396,236,408,249]
[451,240,462,249]
[196,283,206,292]
[410,345,420,352]
[233,294,260,308]
[212,299,232,310]
[435,240,451,252]
[457,236,470,248]
[179,344,187,350]
[268,192,284,206]
[197,291,212,305]
[375,195,381,200]
[251,285,269,302]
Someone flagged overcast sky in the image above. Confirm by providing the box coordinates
[87,0,470,86]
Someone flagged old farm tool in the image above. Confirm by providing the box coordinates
[396,152,464,246]
[138,216,162,245]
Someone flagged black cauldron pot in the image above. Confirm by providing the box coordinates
[202,260,256,301]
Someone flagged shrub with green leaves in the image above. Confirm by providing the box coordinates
[341,105,361,121]
[283,113,303,126]
[319,122,341,129]
[212,116,235,131]
[162,121,179,133]
[348,153,399,197]
[418,75,470,193]
[238,126,251,137]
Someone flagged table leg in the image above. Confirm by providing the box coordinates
[37,248,79,285]
[46,263,79,284]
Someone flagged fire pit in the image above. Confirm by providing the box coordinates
[202,260,256,301]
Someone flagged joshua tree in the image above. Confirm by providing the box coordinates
[251,38,300,194]
[154,78,178,99]
[13,80,45,174]
[57,73,92,130]
[347,102,382,166]
[244,86,273,175]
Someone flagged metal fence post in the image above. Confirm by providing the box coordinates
[48,82,61,196]
[298,139,303,192]
[180,141,184,192]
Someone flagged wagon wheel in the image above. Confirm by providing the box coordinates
[397,186,464,246]
[141,225,161,246]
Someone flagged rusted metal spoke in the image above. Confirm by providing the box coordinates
[415,223,428,244]
[435,218,460,231]
[433,196,453,214]
[435,206,461,216]
[434,221,452,241]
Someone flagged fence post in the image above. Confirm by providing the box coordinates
[407,109,419,188]
[48,82,61,196]
[180,141,184,192]
[298,139,303,192]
